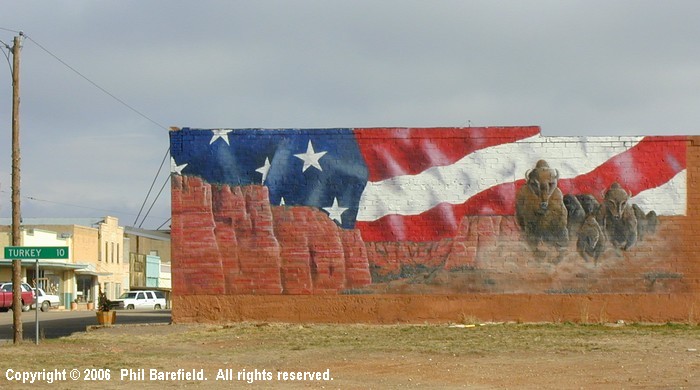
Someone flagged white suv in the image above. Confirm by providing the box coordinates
[111,290,166,310]
[33,287,62,312]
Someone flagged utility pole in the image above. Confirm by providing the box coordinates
[11,33,23,344]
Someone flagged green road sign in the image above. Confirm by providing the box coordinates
[3,246,69,259]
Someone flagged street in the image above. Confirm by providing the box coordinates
[0,309,171,341]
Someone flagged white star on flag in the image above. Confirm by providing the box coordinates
[323,197,348,224]
[170,157,188,175]
[280,197,286,206]
[294,140,327,172]
[210,129,232,145]
[255,157,272,184]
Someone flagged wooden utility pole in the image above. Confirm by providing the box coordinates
[11,33,23,344]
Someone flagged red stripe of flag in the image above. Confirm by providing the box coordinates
[354,126,541,182]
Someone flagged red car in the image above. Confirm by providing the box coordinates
[0,282,35,312]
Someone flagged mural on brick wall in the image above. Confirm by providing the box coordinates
[170,127,688,295]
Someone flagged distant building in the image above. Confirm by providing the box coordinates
[0,226,83,306]
[1,216,172,309]
[124,227,172,306]
[0,216,128,306]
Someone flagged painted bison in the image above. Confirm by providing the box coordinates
[577,214,606,263]
[633,204,659,241]
[563,194,586,238]
[596,182,638,250]
[515,160,569,254]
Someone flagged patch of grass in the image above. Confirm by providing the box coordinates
[3,321,700,389]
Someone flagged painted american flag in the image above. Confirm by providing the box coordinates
[169,127,687,242]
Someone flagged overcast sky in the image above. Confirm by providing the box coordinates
[0,1,699,229]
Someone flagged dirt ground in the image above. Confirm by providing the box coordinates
[2,321,700,389]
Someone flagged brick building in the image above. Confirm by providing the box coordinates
[169,127,700,324]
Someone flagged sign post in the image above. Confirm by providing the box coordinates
[3,246,69,344]
[35,259,38,344]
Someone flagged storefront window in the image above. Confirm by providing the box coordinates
[77,275,95,303]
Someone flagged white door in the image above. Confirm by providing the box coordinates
[135,292,147,308]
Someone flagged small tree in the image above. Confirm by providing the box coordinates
[97,284,111,312]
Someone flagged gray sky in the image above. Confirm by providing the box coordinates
[1,1,699,229]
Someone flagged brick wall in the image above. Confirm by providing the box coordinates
[170,128,700,323]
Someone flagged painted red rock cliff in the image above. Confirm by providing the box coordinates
[172,176,372,295]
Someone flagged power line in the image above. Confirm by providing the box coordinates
[0,46,10,75]
[0,38,11,75]
[134,148,171,227]
[23,34,169,131]
[0,190,170,224]
[138,173,171,228]
[134,147,170,225]
[0,27,21,33]
[14,32,174,228]
[156,217,171,231]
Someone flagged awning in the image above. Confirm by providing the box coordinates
[0,259,87,271]
[74,263,113,277]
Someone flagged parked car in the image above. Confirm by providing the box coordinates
[110,290,166,310]
[32,287,61,312]
[0,282,35,312]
